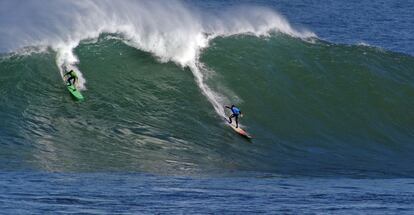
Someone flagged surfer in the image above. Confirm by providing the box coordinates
[64,70,78,86]
[225,105,242,128]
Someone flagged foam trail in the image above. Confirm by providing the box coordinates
[190,63,227,117]
[0,0,315,117]
[55,42,87,90]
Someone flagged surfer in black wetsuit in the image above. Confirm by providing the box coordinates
[64,70,78,86]
[225,105,243,128]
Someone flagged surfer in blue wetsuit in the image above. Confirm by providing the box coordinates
[225,105,243,128]
[64,70,78,86]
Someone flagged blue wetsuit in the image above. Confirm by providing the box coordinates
[226,105,242,128]
[231,107,241,115]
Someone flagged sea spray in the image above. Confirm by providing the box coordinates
[0,0,314,116]
[55,42,87,90]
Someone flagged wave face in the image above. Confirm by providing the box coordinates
[0,0,413,177]
[0,0,312,102]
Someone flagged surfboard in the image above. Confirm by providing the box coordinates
[225,118,252,139]
[66,83,84,100]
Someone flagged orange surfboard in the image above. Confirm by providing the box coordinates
[225,118,252,139]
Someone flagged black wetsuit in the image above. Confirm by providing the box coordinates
[65,70,77,85]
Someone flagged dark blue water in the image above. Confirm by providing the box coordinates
[2,172,414,214]
[274,0,414,55]
[1,0,414,214]
[194,0,414,55]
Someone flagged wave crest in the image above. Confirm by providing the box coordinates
[0,0,315,115]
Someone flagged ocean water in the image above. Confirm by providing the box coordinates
[0,0,413,214]
[2,172,414,214]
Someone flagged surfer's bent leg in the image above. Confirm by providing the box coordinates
[235,115,239,128]
[68,77,76,85]
[228,114,234,124]
[67,77,73,85]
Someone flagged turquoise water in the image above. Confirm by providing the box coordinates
[2,35,413,177]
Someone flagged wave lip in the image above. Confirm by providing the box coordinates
[1,27,414,177]
[0,0,315,113]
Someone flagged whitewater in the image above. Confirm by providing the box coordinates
[1,1,414,213]
[0,0,314,117]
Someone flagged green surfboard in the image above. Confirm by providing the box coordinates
[66,84,84,100]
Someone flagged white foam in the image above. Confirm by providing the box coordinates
[55,42,87,90]
[0,0,316,116]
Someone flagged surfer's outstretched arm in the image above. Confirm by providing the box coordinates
[225,105,231,109]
